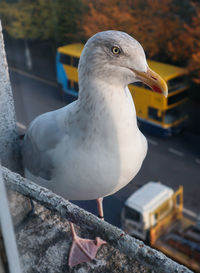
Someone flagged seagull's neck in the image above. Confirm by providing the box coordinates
[76,76,138,131]
[78,76,126,110]
[79,77,119,102]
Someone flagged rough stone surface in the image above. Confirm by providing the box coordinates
[7,189,31,226]
[0,21,31,225]
[16,204,151,273]
[3,166,192,273]
[0,21,20,172]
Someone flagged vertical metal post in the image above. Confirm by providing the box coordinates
[0,166,22,273]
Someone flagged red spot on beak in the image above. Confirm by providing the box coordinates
[152,85,162,93]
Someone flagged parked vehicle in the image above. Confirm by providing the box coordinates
[56,43,189,136]
[121,182,200,272]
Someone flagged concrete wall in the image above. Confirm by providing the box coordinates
[0,21,31,226]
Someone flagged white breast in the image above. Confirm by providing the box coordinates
[48,86,147,200]
[25,86,147,201]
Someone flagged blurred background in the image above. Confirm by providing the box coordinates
[0,0,199,229]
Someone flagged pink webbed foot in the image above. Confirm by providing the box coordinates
[68,234,106,267]
[68,199,106,267]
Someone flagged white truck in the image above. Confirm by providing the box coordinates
[121,182,200,272]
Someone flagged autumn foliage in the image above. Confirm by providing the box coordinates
[0,0,85,43]
[80,0,136,40]
[185,3,200,84]
[82,0,179,59]
[81,0,200,84]
[0,0,200,84]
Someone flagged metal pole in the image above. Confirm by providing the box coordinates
[0,165,21,273]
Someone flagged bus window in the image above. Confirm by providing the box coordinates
[132,82,144,87]
[74,82,79,92]
[59,53,71,65]
[168,91,187,105]
[143,84,151,90]
[132,82,151,90]
[125,206,141,222]
[165,105,185,124]
[73,57,79,68]
[167,76,188,92]
[148,107,163,122]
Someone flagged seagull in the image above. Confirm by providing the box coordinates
[22,30,168,267]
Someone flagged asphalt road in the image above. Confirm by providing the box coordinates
[9,67,200,228]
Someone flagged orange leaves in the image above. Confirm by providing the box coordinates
[1,0,199,83]
[184,3,200,84]
[81,0,180,59]
[80,0,200,84]
[81,0,137,39]
[131,0,179,57]
[188,52,200,84]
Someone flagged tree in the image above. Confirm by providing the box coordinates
[80,0,137,41]
[0,0,86,68]
[0,0,56,40]
[81,0,183,60]
[185,2,200,84]
[0,0,57,69]
[1,0,200,84]
[129,0,181,60]
[0,0,86,42]
[81,0,200,85]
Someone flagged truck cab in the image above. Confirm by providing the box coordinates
[121,182,177,242]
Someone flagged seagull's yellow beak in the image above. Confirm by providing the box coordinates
[132,66,168,97]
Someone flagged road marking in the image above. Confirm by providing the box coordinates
[9,66,58,88]
[195,158,200,164]
[147,138,158,146]
[183,208,198,219]
[16,122,27,131]
[168,148,184,157]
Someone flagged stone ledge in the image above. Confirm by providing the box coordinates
[2,166,192,273]
[17,204,150,273]
[7,189,31,226]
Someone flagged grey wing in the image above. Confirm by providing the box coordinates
[22,111,62,180]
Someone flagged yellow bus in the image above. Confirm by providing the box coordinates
[56,43,189,136]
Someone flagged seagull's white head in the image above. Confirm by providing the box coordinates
[78,30,168,97]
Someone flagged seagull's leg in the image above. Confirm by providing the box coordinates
[96,197,104,220]
[68,220,106,267]
[96,198,107,245]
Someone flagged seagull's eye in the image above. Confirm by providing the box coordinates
[111,46,121,55]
